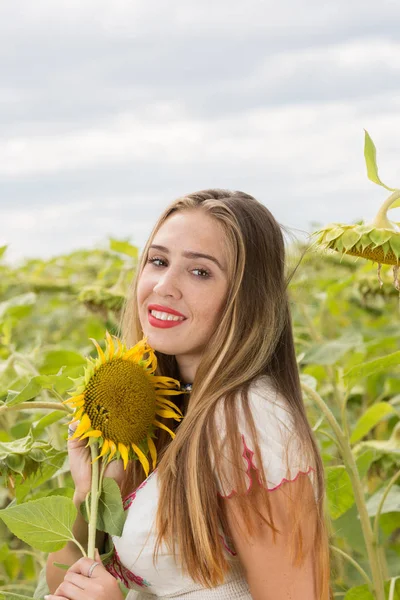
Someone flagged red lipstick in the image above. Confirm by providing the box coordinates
[148,304,186,318]
[148,304,187,329]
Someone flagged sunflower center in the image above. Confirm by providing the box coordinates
[84,358,157,445]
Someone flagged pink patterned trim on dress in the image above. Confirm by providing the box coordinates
[218,434,315,499]
[106,546,151,589]
[123,469,157,510]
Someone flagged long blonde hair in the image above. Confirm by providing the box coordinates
[120,189,331,598]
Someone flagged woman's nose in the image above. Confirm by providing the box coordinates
[152,269,182,299]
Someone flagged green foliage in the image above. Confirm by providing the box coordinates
[325,466,355,519]
[364,129,395,192]
[0,238,399,597]
[80,478,126,536]
[0,496,78,552]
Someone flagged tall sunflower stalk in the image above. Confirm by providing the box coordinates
[65,332,183,559]
[310,131,400,600]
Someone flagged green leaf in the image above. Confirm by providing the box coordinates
[325,466,355,519]
[365,484,400,517]
[15,448,67,503]
[388,197,400,210]
[5,373,70,406]
[81,477,126,536]
[299,374,317,390]
[0,245,7,259]
[109,238,138,259]
[0,292,36,321]
[344,350,400,382]
[303,332,363,366]
[33,566,49,599]
[364,129,395,192]
[0,433,35,460]
[353,422,400,457]
[0,496,77,552]
[344,584,374,600]
[52,562,70,570]
[40,350,86,374]
[355,448,377,479]
[350,402,398,444]
[32,410,67,434]
[345,576,400,600]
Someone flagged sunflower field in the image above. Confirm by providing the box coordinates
[1,222,400,599]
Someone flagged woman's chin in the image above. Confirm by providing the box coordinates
[145,332,177,355]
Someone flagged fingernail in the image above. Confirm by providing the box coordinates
[44,595,50,599]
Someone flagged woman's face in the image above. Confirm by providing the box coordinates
[137,209,230,380]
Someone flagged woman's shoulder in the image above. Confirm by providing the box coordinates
[212,376,315,497]
[215,375,295,436]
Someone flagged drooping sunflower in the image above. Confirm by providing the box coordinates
[313,130,400,290]
[65,332,183,476]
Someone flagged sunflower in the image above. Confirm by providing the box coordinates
[65,332,183,476]
[313,130,400,290]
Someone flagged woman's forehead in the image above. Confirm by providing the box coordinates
[152,211,229,260]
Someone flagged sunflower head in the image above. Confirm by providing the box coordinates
[314,222,400,290]
[312,130,400,290]
[65,332,183,476]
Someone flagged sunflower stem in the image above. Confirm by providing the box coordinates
[372,189,400,230]
[301,383,386,600]
[71,538,88,558]
[330,545,372,587]
[0,402,71,415]
[87,443,100,559]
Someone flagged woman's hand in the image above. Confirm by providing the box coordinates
[45,551,124,600]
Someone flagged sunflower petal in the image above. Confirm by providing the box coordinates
[155,389,182,396]
[153,419,175,439]
[63,394,85,406]
[141,354,157,373]
[99,439,110,458]
[108,440,117,461]
[80,429,103,440]
[114,337,124,358]
[155,408,182,420]
[90,338,106,363]
[71,413,91,439]
[68,407,84,424]
[118,443,129,470]
[156,398,183,415]
[132,443,150,477]
[92,439,110,464]
[105,330,115,360]
[152,376,180,388]
[147,436,157,470]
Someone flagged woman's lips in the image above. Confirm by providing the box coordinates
[148,310,186,329]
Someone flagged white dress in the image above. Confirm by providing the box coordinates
[105,377,316,599]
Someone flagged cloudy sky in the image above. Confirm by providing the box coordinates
[1,0,400,263]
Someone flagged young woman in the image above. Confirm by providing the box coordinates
[46,189,331,599]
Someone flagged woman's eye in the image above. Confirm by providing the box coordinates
[192,268,210,278]
[147,257,210,278]
[147,257,166,267]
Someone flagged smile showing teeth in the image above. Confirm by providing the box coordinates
[150,310,185,321]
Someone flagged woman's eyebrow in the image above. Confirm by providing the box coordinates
[149,244,224,270]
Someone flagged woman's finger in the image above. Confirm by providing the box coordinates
[66,556,104,577]
[63,571,88,590]
[52,579,88,600]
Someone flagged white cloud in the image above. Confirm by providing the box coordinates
[1,0,400,263]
